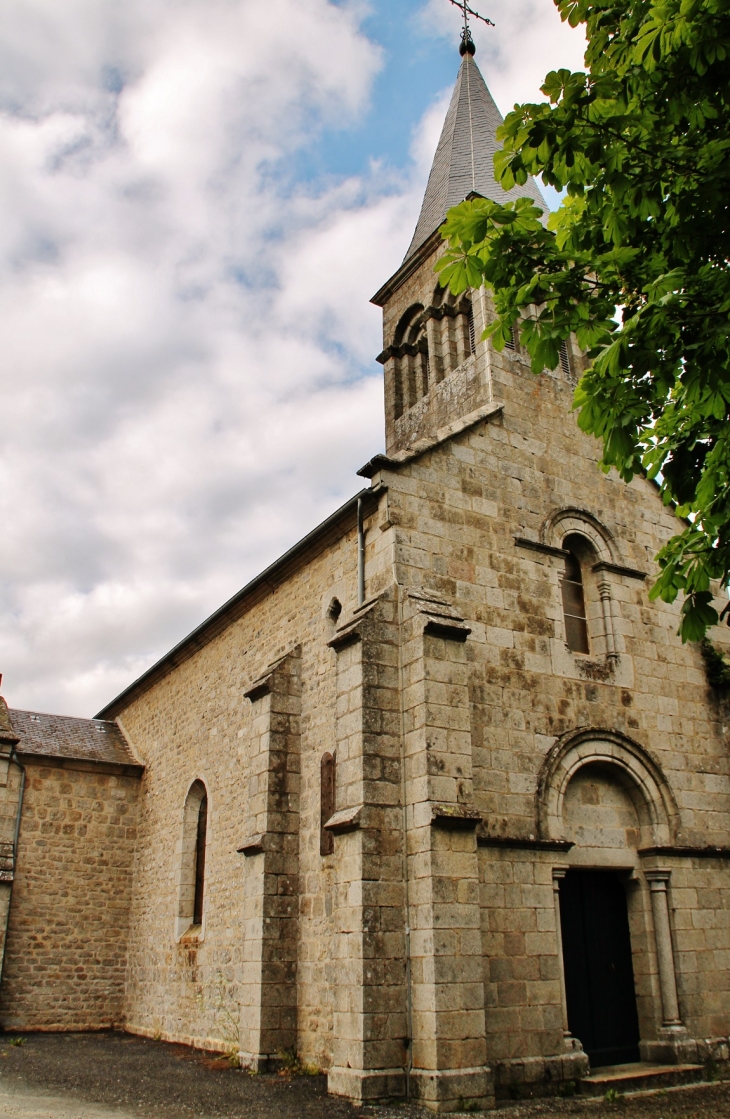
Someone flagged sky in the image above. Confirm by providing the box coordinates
[0,0,586,717]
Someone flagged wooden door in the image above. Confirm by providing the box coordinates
[559,870,641,1067]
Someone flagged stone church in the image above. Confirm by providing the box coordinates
[0,41,729,1114]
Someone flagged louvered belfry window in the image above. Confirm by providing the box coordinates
[561,545,590,654]
[559,340,571,377]
[467,304,476,354]
[193,794,208,926]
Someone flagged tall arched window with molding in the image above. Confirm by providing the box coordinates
[540,509,622,664]
[177,780,208,937]
[561,535,592,654]
[390,304,430,415]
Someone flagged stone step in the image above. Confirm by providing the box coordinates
[577,1062,706,1097]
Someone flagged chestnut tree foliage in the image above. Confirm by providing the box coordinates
[436,0,730,641]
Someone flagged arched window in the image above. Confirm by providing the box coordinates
[177,780,208,937]
[391,304,429,415]
[561,536,590,654]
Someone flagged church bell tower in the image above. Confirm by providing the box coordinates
[370,40,546,458]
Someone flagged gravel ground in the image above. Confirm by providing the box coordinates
[0,1032,729,1119]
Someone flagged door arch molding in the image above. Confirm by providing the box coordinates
[537,728,680,847]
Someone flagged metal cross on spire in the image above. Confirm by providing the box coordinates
[447,0,494,56]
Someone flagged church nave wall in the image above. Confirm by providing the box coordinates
[116,505,394,1069]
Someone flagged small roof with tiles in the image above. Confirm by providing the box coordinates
[9,708,142,769]
[404,51,546,263]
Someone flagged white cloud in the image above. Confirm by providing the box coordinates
[420,0,586,111]
[0,0,584,717]
[0,0,395,715]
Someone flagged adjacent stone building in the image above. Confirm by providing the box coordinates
[0,43,729,1113]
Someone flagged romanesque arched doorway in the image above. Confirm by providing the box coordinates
[557,759,644,1065]
[538,732,683,1069]
[560,867,640,1066]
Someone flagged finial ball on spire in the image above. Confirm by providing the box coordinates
[459,32,476,56]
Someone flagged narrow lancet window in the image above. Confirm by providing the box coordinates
[177,779,208,937]
[320,752,335,856]
[467,304,476,354]
[193,793,207,925]
[562,543,590,654]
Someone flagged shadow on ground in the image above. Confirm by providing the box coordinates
[1,1032,730,1119]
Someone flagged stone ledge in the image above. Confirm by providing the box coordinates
[323,806,362,834]
[431,804,482,830]
[477,832,574,852]
[237,833,267,856]
[514,536,569,559]
[424,618,471,642]
[327,597,383,652]
[639,845,730,859]
[592,560,648,580]
[358,402,504,478]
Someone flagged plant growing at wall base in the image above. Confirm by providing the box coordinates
[437,0,730,642]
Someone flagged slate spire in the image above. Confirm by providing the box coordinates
[404,50,546,263]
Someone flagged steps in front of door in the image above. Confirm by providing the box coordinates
[578,1062,705,1097]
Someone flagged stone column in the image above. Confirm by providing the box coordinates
[327,592,408,1104]
[401,590,492,1114]
[454,311,467,367]
[597,579,618,661]
[379,352,401,429]
[550,868,587,1067]
[441,309,457,373]
[425,315,443,384]
[551,870,572,1045]
[646,872,682,1027]
[238,647,301,1071]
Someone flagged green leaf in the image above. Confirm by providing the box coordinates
[437,0,730,641]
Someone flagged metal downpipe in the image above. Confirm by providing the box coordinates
[0,749,26,991]
[357,496,365,606]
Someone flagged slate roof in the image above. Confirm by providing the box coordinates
[9,708,142,769]
[404,53,546,263]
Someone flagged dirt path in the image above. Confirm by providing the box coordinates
[1,1032,729,1119]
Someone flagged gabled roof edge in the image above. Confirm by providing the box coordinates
[95,486,381,720]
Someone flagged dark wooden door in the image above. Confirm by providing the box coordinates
[559,870,641,1067]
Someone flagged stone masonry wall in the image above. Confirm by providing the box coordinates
[118,515,395,1066]
[0,758,140,1030]
[112,231,730,1092]
[370,237,730,1064]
